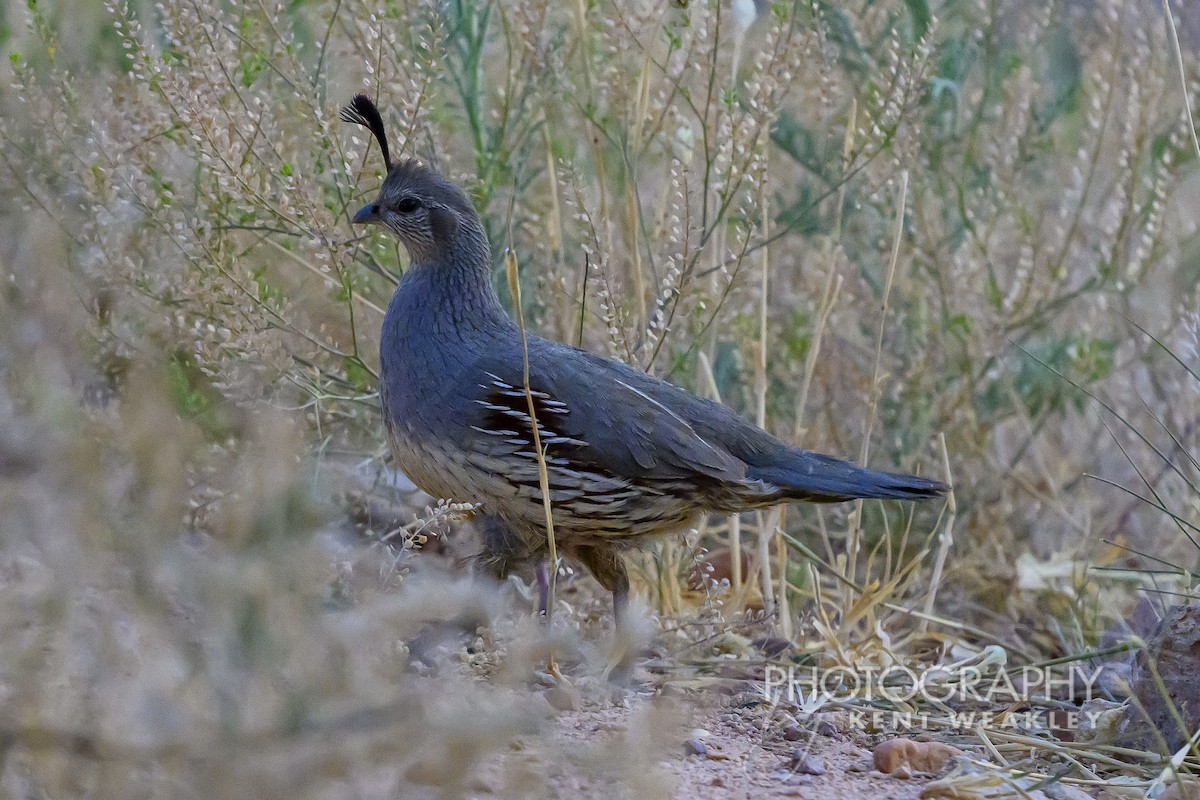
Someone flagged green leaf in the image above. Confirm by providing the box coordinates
[814,4,868,74]
[166,354,210,418]
[982,335,1117,418]
[770,110,832,184]
[903,0,931,40]
[946,313,973,339]
[239,51,268,88]
[344,357,372,393]
[1034,25,1081,132]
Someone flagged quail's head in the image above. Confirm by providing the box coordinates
[341,94,480,263]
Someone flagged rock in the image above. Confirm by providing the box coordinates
[782,724,805,741]
[729,691,763,709]
[543,685,581,712]
[1093,661,1133,699]
[872,738,962,775]
[816,718,842,739]
[787,752,825,776]
[532,671,558,688]
[1074,698,1124,745]
[1116,603,1200,754]
[683,738,707,756]
[1162,781,1200,800]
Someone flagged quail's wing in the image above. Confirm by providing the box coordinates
[461,338,946,509]
[465,339,748,491]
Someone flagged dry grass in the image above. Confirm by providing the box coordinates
[2,0,1200,796]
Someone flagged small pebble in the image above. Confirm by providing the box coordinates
[1158,783,1200,800]
[816,719,840,738]
[789,753,825,776]
[730,692,761,709]
[782,724,805,741]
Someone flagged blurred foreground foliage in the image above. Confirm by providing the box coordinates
[1,0,1199,795]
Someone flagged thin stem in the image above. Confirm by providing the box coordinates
[505,246,558,673]
[1162,0,1200,162]
[849,170,908,586]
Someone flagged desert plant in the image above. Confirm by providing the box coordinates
[2,0,1199,794]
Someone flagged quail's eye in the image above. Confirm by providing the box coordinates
[396,197,422,214]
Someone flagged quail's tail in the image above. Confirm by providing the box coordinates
[747,450,947,503]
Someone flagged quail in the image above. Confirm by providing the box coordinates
[342,95,947,626]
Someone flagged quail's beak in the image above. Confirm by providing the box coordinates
[352,203,380,225]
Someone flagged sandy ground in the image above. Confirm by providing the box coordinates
[517,702,925,800]
[399,681,932,799]
[373,543,938,799]
[326,504,953,798]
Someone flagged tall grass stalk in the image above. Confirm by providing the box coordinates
[847,169,909,590]
[506,244,559,672]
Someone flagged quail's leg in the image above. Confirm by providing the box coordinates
[476,515,522,578]
[572,544,630,630]
[478,516,549,620]
[612,574,630,632]
[573,544,634,683]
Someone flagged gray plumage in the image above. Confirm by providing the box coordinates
[343,96,947,622]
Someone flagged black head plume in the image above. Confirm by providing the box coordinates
[340,94,393,171]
